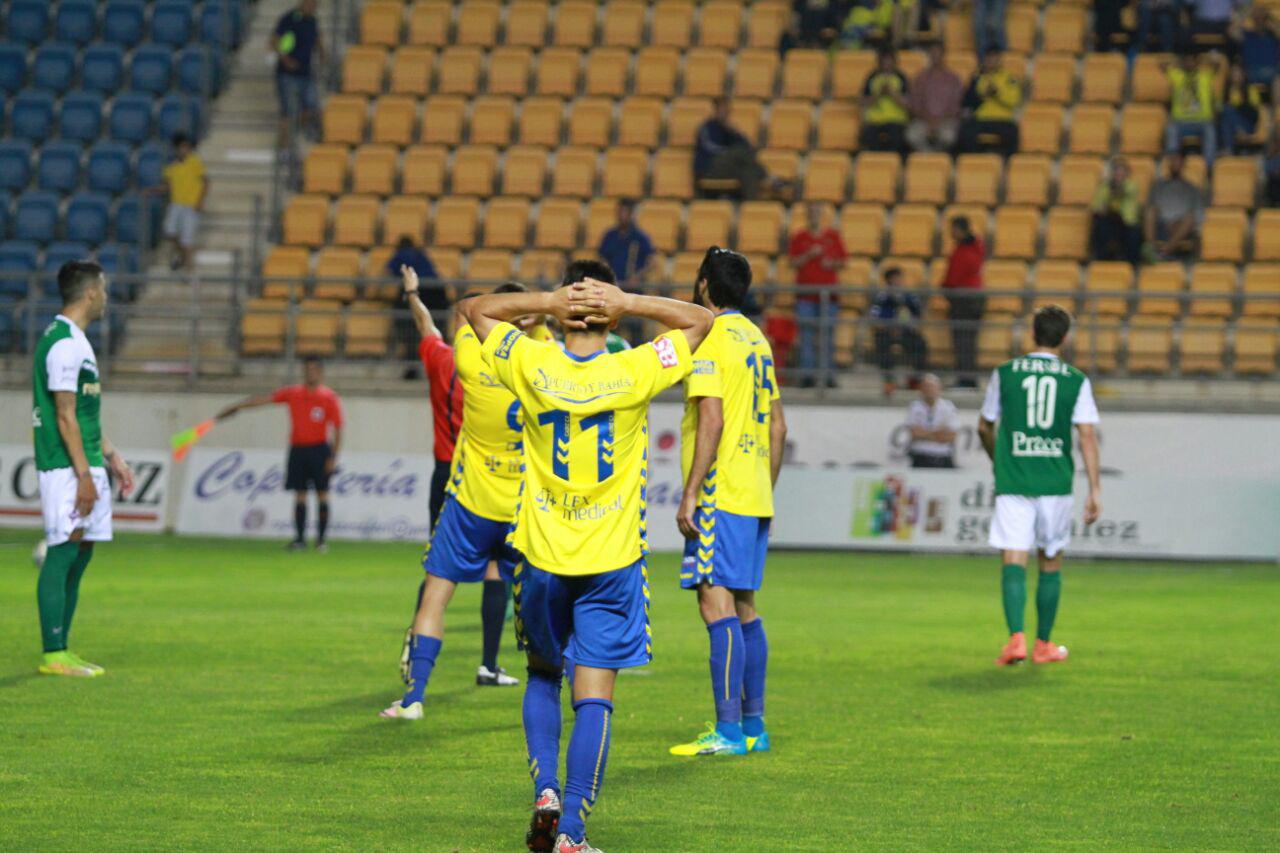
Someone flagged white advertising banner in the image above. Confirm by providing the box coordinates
[175,447,433,541]
[0,444,170,532]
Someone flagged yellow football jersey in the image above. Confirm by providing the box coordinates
[482,321,694,575]
[448,324,524,522]
[681,310,780,517]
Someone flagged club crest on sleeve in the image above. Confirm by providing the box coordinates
[494,329,520,360]
[652,336,679,368]
[692,359,715,375]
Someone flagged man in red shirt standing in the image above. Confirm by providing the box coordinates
[941,215,986,388]
[217,356,344,550]
[787,202,848,387]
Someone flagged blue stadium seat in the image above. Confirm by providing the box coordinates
[0,42,27,95]
[0,191,10,238]
[115,194,162,247]
[0,141,33,193]
[135,143,167,188]
[158,96,201,139]
[31,43,77,95]
[199,1,243,48]
[55,0,99,46]
[177,45,222,96]
[103,0,147,48]
[97,242,138,275]
[81,44,125,94]
[37,143,83,193]
[0,298,16,352]
[66,193,110,246]
[10,90,55,142]
[14,192,60,243]
[0,241,39,299]
[151,1,194,48]
[108,92,153,144]
[87,142,133,195]
[129,43,173,95]
[59,92,105,143]
[42,241,93,277]
[7,1,51,46]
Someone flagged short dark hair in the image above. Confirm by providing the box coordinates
[56,260,103,305]
[172,133,191,148]
[883,265,902,283]
[698,246,751,309]
[877,46,896,61]
[493,281,528,294]
[561,259,615,288]
[951,215,971,233]
[303,354,323,367]
[1033,305,1072,347]
[618,198,635,212]
[397,236,414,251]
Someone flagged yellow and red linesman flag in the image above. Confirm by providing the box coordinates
[170,419,216,461]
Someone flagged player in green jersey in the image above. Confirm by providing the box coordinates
[978,306,1101,667]
[31,261,135,677]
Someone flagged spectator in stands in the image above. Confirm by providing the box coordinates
[388,238,444,379]
[598,199,654,342]
[1135,0,1182,54]
[972,0,1008,56]
[788,1,842,50]
[1220,63,1264,153]
[1232,5,1280,106]
[958,49,1022,158]
[1145,150,1205,259]
[906,375,960,468]
[787,202,848,387]
[840,0,895,50]
[870,265,927,396]
[1188,0,1243,46]
[1164,52,1222,166]
[1267,125,1280,205]
[860,49,911,156]
[272,0,325,146]
[695,98,771,200]
[941,215,985,388]
[1089,157,1143,266]
[1094,0,1127,51]
[149,134,207,273]
[906,43,964,153]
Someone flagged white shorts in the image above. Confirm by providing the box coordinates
[988,494,1074,558]
[163,204,200,248]
[39,467,113,547]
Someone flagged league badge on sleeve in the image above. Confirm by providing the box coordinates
[652,336,679,368]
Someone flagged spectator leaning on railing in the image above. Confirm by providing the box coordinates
[958,49,1022,158]
[787,202,848,388]
[907,43,964,153]
[942,216,986,389]
[870,265,928,396]
[1089,157,1143,266]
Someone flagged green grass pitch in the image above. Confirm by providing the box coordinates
[1,531,1276,851]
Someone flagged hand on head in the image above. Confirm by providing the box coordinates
[555,278,629,330]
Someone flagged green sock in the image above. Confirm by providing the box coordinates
[1001,564,1027,635]
[1036,570,1062,642]
[37,542,79,653]
[61,544,94,644]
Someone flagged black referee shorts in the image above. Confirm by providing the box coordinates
[286,443,333,492]
[429,457,451,529]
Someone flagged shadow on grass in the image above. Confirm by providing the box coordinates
[925,667,1054,693]
[0,672,39,690]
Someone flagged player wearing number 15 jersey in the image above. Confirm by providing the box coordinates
[978,306,1102,667]
[462,260,713,853]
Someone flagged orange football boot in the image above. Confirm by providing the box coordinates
[1033,639,1069,664]
[994,632,1027,666]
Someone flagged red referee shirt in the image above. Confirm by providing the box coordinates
[418,334,463,463]
[272,384,343,447]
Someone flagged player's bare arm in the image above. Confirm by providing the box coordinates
[977,417,996,461]
[401,265,441,340]
[571,278,715,350]
[101,436,135,496]
[326,426,343,474]
[53,391,96,519]
[1077,423,1102,524]
[769,399,787,486]
[214,392,276,420]
[678,396,724,540]
[463,285,597,342]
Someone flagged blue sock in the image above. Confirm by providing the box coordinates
[707,616,744,741]
[741,618,768,737]
[402,634,442,706]
[558,698,612,843]
[522,668,563,798]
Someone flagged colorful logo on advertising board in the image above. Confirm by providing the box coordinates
[850,476,946,541]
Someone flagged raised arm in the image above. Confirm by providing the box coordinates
[768,399,787,486]
[400,265,440,339]
[462,289,571,343]
[568,279,715,351]
[215,392,277,421]
[1076,423,1102,524]
[677,396,724,540]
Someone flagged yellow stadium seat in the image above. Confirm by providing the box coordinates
[1242,263,1280,318]
[1081,53,1126,104]
[768,99,812,150]
[1084,261,1133,316]
[408,1,450,47]
[518,249,567,285]
[241,298,288,355]
[668,97,713,146]
[466,249,515,283]
[978,323,1015,369]
[468,96,514,146]
[1118,103,1166,155]
[1006,4,1038,54]
[735,49,779,100]
[389,46,434,95]
[360,1,402,47]
[831,51,875,100]
[1071,321,1120,373]
[1212,157,1258,208]
[371,95,416,146]
[601,147,647,198]
[1069,104,1115,155]
[383,196,430,245]
[345,300,393,356]
[323,94,367,145]
[482,197,530,248]
[1019,103,1063,154]
[897,50,927,80]
[313,247,361,303]
[817,103,859,150]
[637,199,683,253]
[853,152,900,205]
[940,205,988,255]
[551,146,598,197]
[343,45,387,95]
[554,1,597,47]
[535,47,581,98]
[1126,318,1174,373]
[437,46,483,95]
[745,0,789,49]
[946,51,977,82]
[700,1,744,49]
[1126,155,1158,202]
[1030,53,1075,103]
[617,97,663,148]
[1033,260,1082,312]
[456,0,499,47]
[729,99,765,146]
[505,0,549,47]
[332,195,380,248]
[303,144,348,196]
[904,153,951,205]
[261,247,309,300]
[283,195,329,247]
[534,197,581,249]
[602,0,645,47]
[1234,321,1279,375]
[684,48,729,98]
[1044,207,1090,260]
[758,149,799,184]
[1254,210,1280,262]
[1178,319,1227,374]
[427,247,462,282]
[839,204,885,257]
[888,205,936,257]
[1135,262,1186,318]
[652,148,693,199]
[944,9,973,52]
[1201,209,1247,263]
[487,47,533,97]
[518,96,564,147]
[1131,54,1171,103]
[993,205,1039,259]
[634,46,679,98]
[501,145,549,196]
[584,197,618,248]
[736,201,784,254]
[352,144,397,196]
[417,94,463,145]
[804,151,851,203]
[1056,155,1104,206]
[1188,263,1237,318]
[652,0,694,49]
[452,145,498,197]
[781,49,827,99]
[1005,154,1051,206]
[686,200,734,250]
[954,154,1002,206]
[585,47,630,98]
[433,197,480,248]
[402,145,447,196]
[983,260,1029,315]
[1043,4,1086,53]
[568,97,613,147]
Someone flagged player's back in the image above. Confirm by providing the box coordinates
[989,354,1092,497]
[451,324,524,520]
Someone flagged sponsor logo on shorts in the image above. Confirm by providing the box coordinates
[1011,431,1065,458]
[652,336,678,368]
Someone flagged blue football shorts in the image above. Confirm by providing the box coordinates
[680,507,771,591]
[422,497,518,584]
